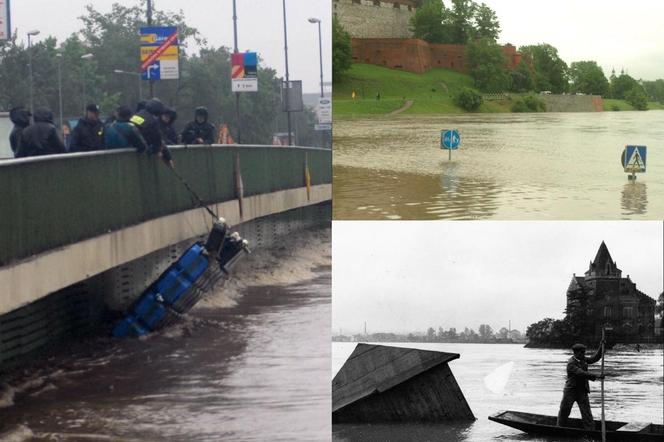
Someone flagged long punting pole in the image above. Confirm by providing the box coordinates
[601,327,606,442]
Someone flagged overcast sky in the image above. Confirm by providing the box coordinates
[333,221,663,335]
[10,0,331,93]
[469,0,664,81]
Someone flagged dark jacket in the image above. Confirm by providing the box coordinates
[159,109,178,145]
[16,108,66,158]
[9,107,31,155]
[105,120,148,152]
[69,117,105,152]
[563,348,603,393]
[181,117,215,145]
[130,102,172,163]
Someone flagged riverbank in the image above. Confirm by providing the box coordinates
[334,64,664,118]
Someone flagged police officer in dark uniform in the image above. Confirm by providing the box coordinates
[69,103,105,152]
[159,107,178,145]
[8,106,31,156]
[181,106,215,144]
[16,107,66,157]
[130,98,173,165]
[556,341,604,429]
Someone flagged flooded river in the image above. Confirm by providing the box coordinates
[0,228,331,442]
[334,112,664,220]
[332,342,663,442]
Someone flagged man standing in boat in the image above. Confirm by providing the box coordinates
[557,341,605,430]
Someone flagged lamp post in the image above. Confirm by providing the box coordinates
[27,29,40,119]
[80,53,94,114]
[114,69,143,101]
[56,53,63,130]
[281,0,292,146]
[308,17,326,148]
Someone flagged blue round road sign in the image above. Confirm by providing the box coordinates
[441,129,460,149]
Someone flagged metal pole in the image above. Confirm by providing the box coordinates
[600,327,606,442]
[82,73,86,114]
[233,0,241,143]
[449,148,451,161]
[138,73,143,100]
[27,35,35,119]
[57,55,63,130]
[282,0,292,146]
[317,21,323,98]
[147,0,155,98]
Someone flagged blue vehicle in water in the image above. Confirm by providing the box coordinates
[113,220,249,338]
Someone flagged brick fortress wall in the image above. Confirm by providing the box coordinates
[333,0,417,39]
[351,38,522,74]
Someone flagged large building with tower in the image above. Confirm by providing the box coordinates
[566,242,656,341]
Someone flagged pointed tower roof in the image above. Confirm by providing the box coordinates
[586,241,621,278]
[592,241,613,269]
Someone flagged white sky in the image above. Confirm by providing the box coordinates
[9,0,331,93]
[470,0,664,80]
[332,221,663,335]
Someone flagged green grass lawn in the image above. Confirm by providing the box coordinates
[603,99,664,111]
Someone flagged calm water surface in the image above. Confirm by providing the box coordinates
[0,234,331,441]
[334,112,664,220]
[332,342,664,441]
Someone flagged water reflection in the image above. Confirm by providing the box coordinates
[334,112,664,219]
[621,180,648,215]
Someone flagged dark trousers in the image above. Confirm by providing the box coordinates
[557,389,594,430]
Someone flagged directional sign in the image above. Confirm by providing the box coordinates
[441,129,460,150]
[231,51,258,92]
[315,124,332,131]
[140,26,179,80]
[622,145,647,173]
[0,0,10,41]
[317,97,332,124]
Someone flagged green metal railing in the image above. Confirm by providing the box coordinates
[0,145,331,267]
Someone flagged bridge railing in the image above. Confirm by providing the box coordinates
[0,144,331,268]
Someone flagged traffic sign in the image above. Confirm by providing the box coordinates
[140,26,179,80]
[231,51,258,92]
[315,124,332,131]
[0,0,10,41]
[622,145,646,173]
[317,97,331,124]
[441,129,460,150]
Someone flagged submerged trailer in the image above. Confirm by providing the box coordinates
[332,343,475,423]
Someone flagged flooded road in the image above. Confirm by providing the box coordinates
[334,112,664,220]
[332,342,663,441]
[0,228,331,442]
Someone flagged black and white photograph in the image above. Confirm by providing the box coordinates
[332,221,663,441]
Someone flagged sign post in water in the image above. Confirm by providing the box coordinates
[441,129,460,161]
[621,145,646,180]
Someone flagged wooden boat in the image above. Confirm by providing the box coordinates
[489,411,663,441]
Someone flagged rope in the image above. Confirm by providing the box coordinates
[166,164,220,221]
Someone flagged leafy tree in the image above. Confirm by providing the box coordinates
[332,16,352,82]
[449,0,477,44]
[511,94,545,112]
[509,59,535,92]
[473,3,500,41]
[426,326,436,341]
[478,324,494,339]
[466,38,509,92]
[610,71,640,99]
[410,0,451,43]
[642,79,664,103]
[454,87,483,111]
[519,43,569,93]
[568,61,609,96]
[625,85,648,110]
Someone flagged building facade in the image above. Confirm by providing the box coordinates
[566,242,656,341]
[333,0,418,39]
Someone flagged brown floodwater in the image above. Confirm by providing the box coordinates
[0,229,331,442]
[333,112,664,220]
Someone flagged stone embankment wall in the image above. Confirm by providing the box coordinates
[334,0,417,39]
[541,94,604,112]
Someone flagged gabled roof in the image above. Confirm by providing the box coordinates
[332,343,459,412]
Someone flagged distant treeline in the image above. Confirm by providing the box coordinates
[333,324,526,343]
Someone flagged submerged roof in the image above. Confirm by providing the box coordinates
[332,343,460,412]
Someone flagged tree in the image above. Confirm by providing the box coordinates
[426,326,436,341]
[642,79,664,103]
[410,0,450,43]
[568,61,609,96]
[446,327,457,340]
[609,71,639,99]
[454,87,483,111]
[466,38,509,92]
[519,44,569,93]
[474,3,500,41]
[332,16,352,82]
[496,327,509,339]
[449,0,477,44]
[509,60,535,92]
[657,292,663,318]
[478,324,494,340]
[625,85,648,110]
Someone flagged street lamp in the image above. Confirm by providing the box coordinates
[308,18,324,99]
[114,69,143,101]
[56,53,63,130]
[80,53,94,113]
[27,29,40,119]
[282,0,292,145]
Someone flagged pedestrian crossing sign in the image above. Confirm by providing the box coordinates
[622,145,647,173]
